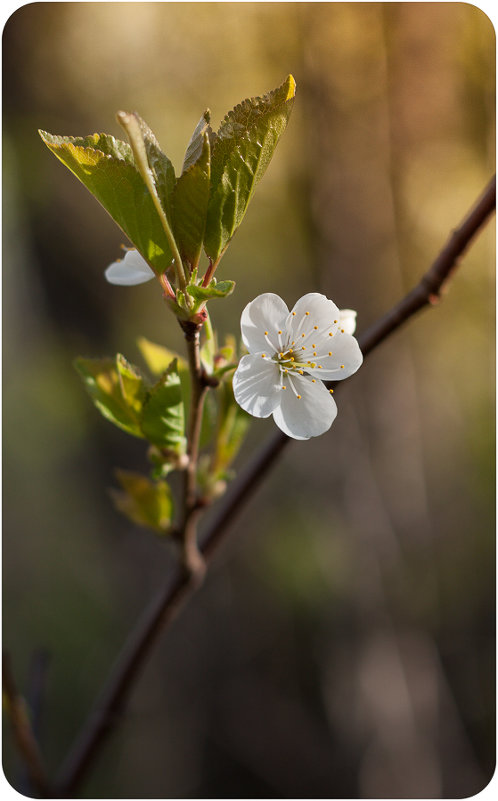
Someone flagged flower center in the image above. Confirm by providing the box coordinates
[261,311,341,379]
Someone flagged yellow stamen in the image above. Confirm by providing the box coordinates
[329,389,334,394]
[298,370,304,375]
[264,331,268,335]
[261,354,266,358]
[311,379,316,383]
[297,394,301,399]
[305,311,309,316]
[329,332,333,337]
[282,385,287,389]
[292,312,296,316]
[340,365,345,369]
[328,351,332,356]
[314,325,318,330]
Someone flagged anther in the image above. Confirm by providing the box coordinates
[261,354,266,358]
[310,362,316,368]
[278,330,282,335]
[282,385,287,390]
[298,370,304,375]
[264,331,268,335]
[311,379,316,383]
[318,365,323,368]
[292,312,296,316]
[329,332,333,337]
[314,325,318,330]
[334,319,338,323]
[340,365,345,369]
[328,351,332,356]
[297,394,301,399]
[329,389,334,394]
[305,311,310,316]
[301,333,305,338]
[341,328,345,333]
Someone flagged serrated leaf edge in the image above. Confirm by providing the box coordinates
[39,130,135,165]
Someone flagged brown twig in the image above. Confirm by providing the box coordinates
[53,175,495,797]
[2,652,50,798]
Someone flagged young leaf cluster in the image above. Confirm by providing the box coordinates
[42,77,296,539]
[39,75,295,322]
[74,333,248,535]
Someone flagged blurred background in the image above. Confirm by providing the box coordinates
[2,2,495,798]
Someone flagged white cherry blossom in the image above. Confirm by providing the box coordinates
[105,249,155,285]
[233,292,363,440]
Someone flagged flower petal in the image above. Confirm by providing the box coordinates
[240,293,289,354]
[233,354,282,418]
[306,331,363,380]
[339,309,357,335]
[105,249,155,285]
[272,374,337,440]
[286,293,341,342]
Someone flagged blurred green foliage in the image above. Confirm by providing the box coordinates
[3,3,495,798]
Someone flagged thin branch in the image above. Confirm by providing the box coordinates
[53,175,495,798]
[3,652,50,798]
[206,174,496,554]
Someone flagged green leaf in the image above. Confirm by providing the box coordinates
[198,389,218,450]
[111,469,173,533]
[136,336,190,425]
[39,130,173,273]
[116,353,146,413]
[141,360,185,452]
[117,111,187,288]
[74,356,145,438]
[214,383,251,472]
[173,131,211,269]
[136,336,187,375]
[187,279,235,302]
[204,75,296,263]
[218,333,237,364]
[182,110,212,172]
[199,313,216,372]
[116,111,176,222]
